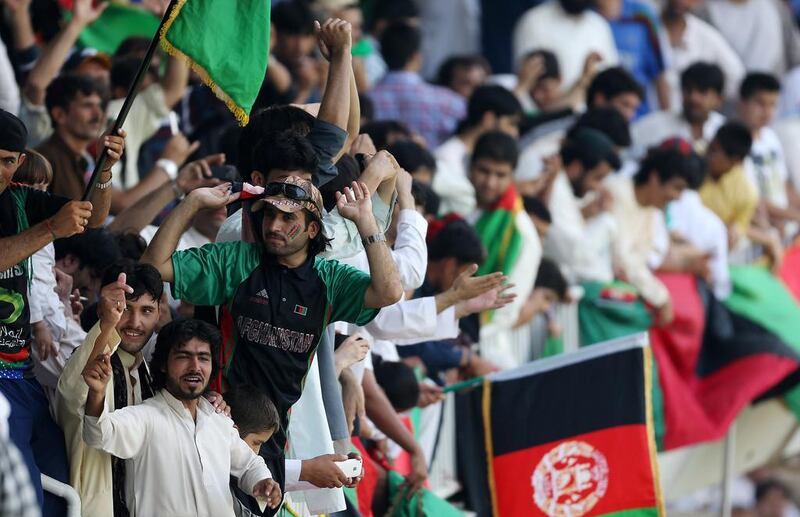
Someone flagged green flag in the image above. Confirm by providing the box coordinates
[160,0,269,125]
[73,3,160,55]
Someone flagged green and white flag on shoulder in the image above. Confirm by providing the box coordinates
[160,0,270,125]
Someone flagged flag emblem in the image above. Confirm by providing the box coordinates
[294,305,308,316]
[532,441,609,517]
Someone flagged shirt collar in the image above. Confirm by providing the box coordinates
[117,348,144,372]
[382,71,423,85]
[263,252,316,280]
[158,389,213,419]
[51,132,88,165]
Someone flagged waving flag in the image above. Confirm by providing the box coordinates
[160,0,270,125]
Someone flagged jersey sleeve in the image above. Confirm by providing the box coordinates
[316,258,380,326]
[23,187,70,226]
[171,241,260,306]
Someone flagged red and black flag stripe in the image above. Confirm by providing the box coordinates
[457,337,663,516]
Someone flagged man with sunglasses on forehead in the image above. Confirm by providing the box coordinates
[141,160,403,497]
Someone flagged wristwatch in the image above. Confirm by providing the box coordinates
[156,158,179,181]
[361,233,386,247]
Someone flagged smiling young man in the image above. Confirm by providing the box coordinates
[81,319,282,517]
[141,152,403,492]
[56,261,162,517]
[466,131,542,369]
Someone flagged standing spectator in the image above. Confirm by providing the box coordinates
[632,62,725,156]
[700,0,800,78]
[434,85,522,216]
[0,110,122,515]
[368,22,466,147]
[81,319,282,516]
[739,73,800,237]
[141,176,403,490]
[512,0,619,93]
[661,0,745,109]
[595,0,670,116]
[466,131,541,369]
[271,0,321,104]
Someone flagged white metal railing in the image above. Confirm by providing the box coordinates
[42,474,81,517]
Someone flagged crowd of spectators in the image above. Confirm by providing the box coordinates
[2,0,800,515]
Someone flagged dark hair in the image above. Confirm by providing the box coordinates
[359,93,375,123]
[714,121,753,160]
[320,154,361,212]
[569,107,631,147]
[633,147,698,186]
[251,130,319,179]
[115,232,148,261]
[587,67,644,106]
[755,479,791,503]
[45,74,107,125]
[225,384,280,436]
[463,85,523,130]
[523,195,552,223]
[680,62,724,95]
[271,0,315,35]
[373,359,419,412]
[114,36,150,58]
[740,72,781,100]
[428,219,485,264]
[110,54,156,91]
[411,180,440,216]
[150,319,221,391]
[53,228,122,279]
[372,0,419,24]
[101,260,163,303]
[522,49,559,79]
[360,120,411,150]
[534,258,568,300]
[239,106,316,178]
[379,22,421,71]
[305,208,333,257]
[14,149,52,185]
[436,55,490,88]
[471,131,519,169]
[385,141,436,175]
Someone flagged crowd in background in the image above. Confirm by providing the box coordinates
[2,0,800,515]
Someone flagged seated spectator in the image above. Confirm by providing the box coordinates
[385,140,437,184]
[661,0,745,109]
[541,127,621,283]
[739,73,800,240]
[81,319,282,515]
[512,50,567,116]
[699,122,783,266]
[514,257,569,329]
[466,131,542,369]
[53,228,122,299]
[632,62,725,156]
[605,147,695,324]
[369,22,466,147]
[513,0,619,93]
[435,85,522,216]
[435,55,490,99]
[595,0,670,116]
[361,120,412,150]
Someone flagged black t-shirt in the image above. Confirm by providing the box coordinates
[0,185,68,378]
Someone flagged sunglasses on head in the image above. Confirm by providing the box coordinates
[265,182,311,202]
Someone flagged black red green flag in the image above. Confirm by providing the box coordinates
[457,336,663,517]
[578,268,800,451]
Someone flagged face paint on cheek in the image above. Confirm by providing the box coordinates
[287,224,302,241]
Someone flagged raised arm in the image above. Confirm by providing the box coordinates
[24,0,107,106]
[160,54,190,109]
[335,181,403,308]
[140,184,239,282]
[315,19,352,134]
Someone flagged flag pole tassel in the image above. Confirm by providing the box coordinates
[81,0,180,201]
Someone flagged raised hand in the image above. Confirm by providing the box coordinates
[82,353,112,394]
[50,200,93,238]
[335,181,375,230]
[334,333,370,373]
[161,133,201,168]
[97,272,134,328]
[458,283,517,318]
[186,183,240,210]
[175,152,224,194]
[101,129,127,172]
[72,0,108,27]
[450,264,507,303]
[315,18,352,61]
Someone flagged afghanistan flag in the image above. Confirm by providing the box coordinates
[578,269,800,451]
[457,336,663,517]
[160,0,270,125]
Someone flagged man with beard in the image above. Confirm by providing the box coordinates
[37,74,109,200]
[540,127,621,283]
[631,62,726,156]
[81,319,282,516]
[512,0,619,94]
